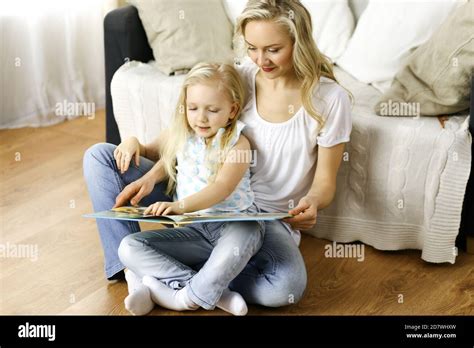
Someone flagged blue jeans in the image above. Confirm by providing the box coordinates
[83,143,307,307]
[118,220,265,309]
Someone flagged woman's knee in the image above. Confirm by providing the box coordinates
[83,142,116,168]
[287,264,308,304]
[260,259,308,307]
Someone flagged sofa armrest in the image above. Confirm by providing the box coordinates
[457,74,474,252]
[104,5,154,145]
[470,75,474,135]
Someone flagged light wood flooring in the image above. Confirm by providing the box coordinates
[0,110,472,315]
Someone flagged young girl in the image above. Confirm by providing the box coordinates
[114,62,264,316]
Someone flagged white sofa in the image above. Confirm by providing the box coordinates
[107,0,472,263]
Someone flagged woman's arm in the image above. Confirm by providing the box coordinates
[113,159,168,208]
[144,159,168,184]
[307,142,345,208]
[144,135,252,216]
[284,142,346,230]
[112,130,170,208]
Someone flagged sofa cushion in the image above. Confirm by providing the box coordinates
[375,0,474,116]
[111,60,185,143]
[128,0,234,75]
[336,0,463,93]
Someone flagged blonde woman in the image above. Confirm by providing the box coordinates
[84,0,351,311]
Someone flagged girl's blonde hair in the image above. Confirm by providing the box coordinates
[160,62,246,195]
[236,0,351,131]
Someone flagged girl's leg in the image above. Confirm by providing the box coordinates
[123,270,154,316]
[83,142,172,279]
[118,221,264,314]
[185,221,265,310]
[118,225,214,315]
[228,220,308,307]
[117,224,214,289]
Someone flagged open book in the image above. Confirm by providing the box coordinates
[83,206,292,227]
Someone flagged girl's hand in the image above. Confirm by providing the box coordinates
[283,195,319,231]
[113,137,141,174]
[113,176,156,208]
[144,201,185,216]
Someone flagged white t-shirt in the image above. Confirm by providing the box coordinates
[236,58,352,246]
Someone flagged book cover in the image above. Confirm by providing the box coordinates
[83,206,293,226]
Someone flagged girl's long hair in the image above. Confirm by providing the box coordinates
[160,62,246,195]
[235,0,352,131]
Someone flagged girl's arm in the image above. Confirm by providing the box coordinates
[145,159,168,184]
[145,135,252,216]
[141,129,170,162]
[283,142,346,230]
[183,135,251,212]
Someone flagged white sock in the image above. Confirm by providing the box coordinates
[142,275,199,311]
[124,270,154,316]
[125,269,142,293]
[216,289,248,316]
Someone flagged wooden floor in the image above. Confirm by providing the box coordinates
[0,110,473,316]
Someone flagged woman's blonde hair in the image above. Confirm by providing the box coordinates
[236,0,351,130]
[160,62,246,195]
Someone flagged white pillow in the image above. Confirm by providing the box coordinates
[336,0,464,93]
[222,0,247,25]
[301,0,354,62]
[223,0,354,62]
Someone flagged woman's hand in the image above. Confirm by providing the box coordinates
[113,175,156,208]
[113,137,141,174]
[283,195,319,231]
[144,201,185,216]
